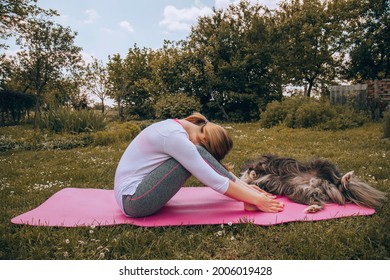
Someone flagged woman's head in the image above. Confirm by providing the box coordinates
[185,113,233,161]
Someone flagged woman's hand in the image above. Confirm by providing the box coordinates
[248,184,276,198]
[255,193,284,212]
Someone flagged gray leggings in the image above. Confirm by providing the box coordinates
[122,146,235,218]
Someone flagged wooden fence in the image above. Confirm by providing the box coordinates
[329,80,390,119]
[329,84,368,110]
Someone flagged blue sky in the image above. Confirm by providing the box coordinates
[33,0,279,63]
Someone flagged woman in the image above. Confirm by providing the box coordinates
[114,113,284,218]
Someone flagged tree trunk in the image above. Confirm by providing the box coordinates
[117,98,124,121]
[306,78,315,98]
[101,98,105,114]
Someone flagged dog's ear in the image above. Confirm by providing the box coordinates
[341,171,354,185]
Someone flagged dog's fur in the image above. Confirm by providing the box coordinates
[240,154,387,213]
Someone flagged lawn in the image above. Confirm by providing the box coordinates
[0,121,389,260]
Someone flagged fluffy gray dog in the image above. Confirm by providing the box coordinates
[240,154,387,213]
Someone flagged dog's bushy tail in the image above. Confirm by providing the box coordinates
[342,178,387,208]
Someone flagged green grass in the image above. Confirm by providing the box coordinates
[0,122,389,260]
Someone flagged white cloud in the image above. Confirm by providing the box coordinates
[84,9,100,24]
[159,1,279,32]
[119,21,135,33]
[159,4,213,32]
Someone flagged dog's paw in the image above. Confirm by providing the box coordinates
[304,204,323,213]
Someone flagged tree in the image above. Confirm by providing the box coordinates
[0,0,56,49]
[274,0,351,97]
[187,0,281,119]
[84,57,109,113]
[123,45,154,119]
[107,54,128,121]
[0,89,36,124]
[346,0,390,81]
[10,18,82,125]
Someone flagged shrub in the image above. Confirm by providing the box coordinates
[259,97,368,130]
[92,122,140,146]
[259,100,286,128]
[320,106,369,130]
[383,108,390,138]
[295,101,335,128]
[153,93,201,119]
[37,107,107,134]
[260,97,308,128]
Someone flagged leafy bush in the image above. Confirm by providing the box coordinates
[295,101,335,128]
[260,97,308,128]
[260,97,368,130]
[383,108,390,138]
[92,122,140,146]
[154,93,201,119]
[37,107,107,134]
[319,106,368,130]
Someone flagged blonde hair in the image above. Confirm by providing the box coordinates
[185,113,233,162]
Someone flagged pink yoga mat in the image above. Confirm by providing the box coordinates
[11,187,375,227]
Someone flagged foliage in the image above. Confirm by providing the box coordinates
[274,0,353,97]
[153,93,201,119]
[2,0,388,124]
[36,107,106,134]
[0,130,92,152]
[318,105,369,131]
[84,58,109,113]
[0,122,389,260]
[346,0,390,81]
[122,46,155,120]
[107,54,128,121]
[91,122,140,146]
[0,0,56,49]
[259,97,308,128]
[204,92,260,122]
[295,101,335,128]
[0,90,36,125]
[7,17,82,126]
[260,97,368,130]
[0,121,141,152]
[188,0,282,115]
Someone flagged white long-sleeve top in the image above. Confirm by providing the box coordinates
[114,119,229,211]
